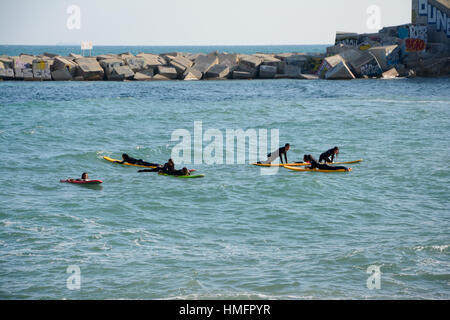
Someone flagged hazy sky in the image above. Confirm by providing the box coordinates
[0,0,411,45]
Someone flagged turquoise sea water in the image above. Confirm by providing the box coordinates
[0,44,328,57]
[0,73,450,299]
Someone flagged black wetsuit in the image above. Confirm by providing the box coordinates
[166,169,188,176]
[309,156,347,170]
[267,146,288,164]
[119,155,159,167]
[319,148,337,163]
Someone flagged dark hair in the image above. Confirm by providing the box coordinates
[303,154,310,162]
[334,146,339,151]
[285,143,290,147]
[81,172,88,179]
[122,153,129,159]
[182,167,189,175]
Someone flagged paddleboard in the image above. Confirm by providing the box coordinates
[60,179,103,184]
[104,156,196,172]
[284,165,351,173]
[103,156,157,168]
[251,159,362,167]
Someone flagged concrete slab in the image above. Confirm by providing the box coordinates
[156,66,178,79]
[51,68,72,81]
[192,55,219,75]
[232,70,253,79]
[259,65,277,78]
[382,67,400,78]
[325,61,355,79]
[182,68,203,80]
[206,64,230,78]
[75,58,105,80]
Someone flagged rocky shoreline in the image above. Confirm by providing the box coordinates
[1,26,449,82]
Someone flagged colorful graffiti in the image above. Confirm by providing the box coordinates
[386,46,401,66]
[405,38,426,52]
[360,62,382,77]
[418,0,450,37]
[409,25,428,42]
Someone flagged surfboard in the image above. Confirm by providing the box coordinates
[158,173,205,179]
[103,156,158,168]
[60,179,103,184]
[251,159,362,167]
[283,165,351,173]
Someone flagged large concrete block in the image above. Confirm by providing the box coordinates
[51,68,72,81]
[206,64,230,78]
[382,67,400,78]
[286,54,308,66]
[368,45,399,71]
[123,56,149,72]
[136,53,166,67]
[32,60,52,80]
[259,65,277,78]
[238,55,263,73]
[284,64,302,78]
[156,66,178,79]
[69,53,84,59]
[53,56,78,75]
[182,68,203,80]
[75,58,104,80]
[325,61,355,80]
[232,70,253,79]
[316,54,345,78]
[192,55,219,75]
[349,51,383,77]
[107,65,135,81]
[166,55,193,76]
[133,71,153,81]
[217,53,239,67]
[0,61,14,80]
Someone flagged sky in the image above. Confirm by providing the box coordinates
[0,0,412,45]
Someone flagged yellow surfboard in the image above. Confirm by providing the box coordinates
[103,156,158,168]
[251,159,362,167]
[284,165,352,173]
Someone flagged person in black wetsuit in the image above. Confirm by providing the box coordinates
[319,146,339,163]
[165,167,190,176]
[257,143,290,164]
[138,158,173,173]
[304,154,349,171]
[116,153,160,167]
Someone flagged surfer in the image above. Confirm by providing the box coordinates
[304,154,349,171]
[81,172,88,180]
[115,153,160,167]
[138,158,173,173]
[319,146,339,163]
[257,143,290,164]
[164,167,190,176]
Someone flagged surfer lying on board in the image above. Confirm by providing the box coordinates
[304,154,349,171]
[319,146,339,163]
[138,158,173,173]
[164,167,190,176]
[257,143,290,164]
[115,153,160,167]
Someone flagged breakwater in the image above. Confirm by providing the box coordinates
[1,23,449,81]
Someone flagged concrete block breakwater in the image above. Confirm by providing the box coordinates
[1,24,449,82]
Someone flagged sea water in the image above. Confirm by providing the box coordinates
[0,47,449,299]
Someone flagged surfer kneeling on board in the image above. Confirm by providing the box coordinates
[319,146,339,163]
[116,153,160,167]
[304,154,349,171]
[257,143,290,164]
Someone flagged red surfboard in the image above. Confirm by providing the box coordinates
[60,179,103,184]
